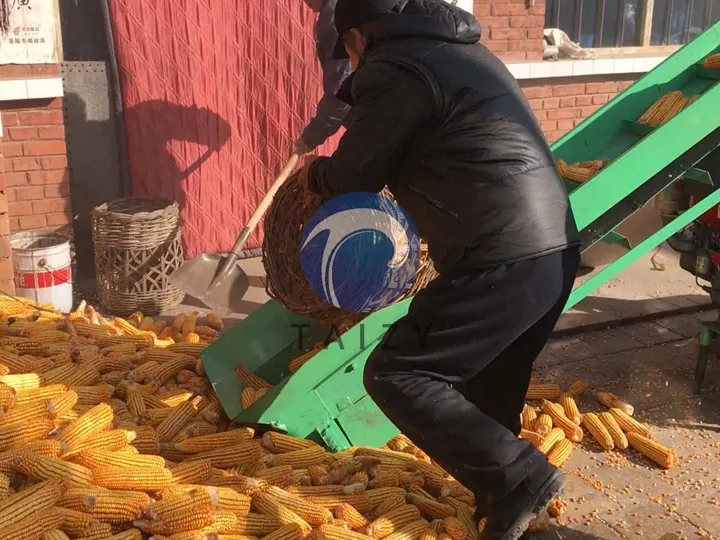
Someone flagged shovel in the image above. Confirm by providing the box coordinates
[168,154,300,315]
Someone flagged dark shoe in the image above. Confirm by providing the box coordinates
[479,467,566,540]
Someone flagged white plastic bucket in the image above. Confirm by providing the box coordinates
[10,231,73,313]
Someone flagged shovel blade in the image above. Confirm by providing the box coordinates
[168,254,250,316]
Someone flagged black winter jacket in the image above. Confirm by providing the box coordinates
[307,0,580,274]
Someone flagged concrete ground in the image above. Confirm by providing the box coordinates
[534,311,720,539]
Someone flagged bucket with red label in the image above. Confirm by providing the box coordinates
[10,231,72,313]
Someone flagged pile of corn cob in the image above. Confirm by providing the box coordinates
[0,295,560,540]
[522,380,679,470]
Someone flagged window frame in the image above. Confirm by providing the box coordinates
[544,0,717,52]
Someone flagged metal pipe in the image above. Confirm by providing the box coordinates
[99,0,131,197]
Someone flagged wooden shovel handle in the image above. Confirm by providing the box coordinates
[229,154,300,256]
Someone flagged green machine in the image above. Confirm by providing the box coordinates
[203,22,720,451]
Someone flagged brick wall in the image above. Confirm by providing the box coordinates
[520,74,639,143]
[474,0,545,61]
[0,97,71,232]
[0,136,14,296]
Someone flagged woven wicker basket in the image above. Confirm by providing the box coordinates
[263,175,438,325]
[91,197,185,315]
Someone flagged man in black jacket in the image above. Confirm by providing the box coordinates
[297,1,581,538]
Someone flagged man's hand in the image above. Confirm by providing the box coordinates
[294,137,313,156]
[296,157,323,207]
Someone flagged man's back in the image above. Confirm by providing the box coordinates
[325,0,580,272]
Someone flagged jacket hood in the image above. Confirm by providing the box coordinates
[362,0,481,48]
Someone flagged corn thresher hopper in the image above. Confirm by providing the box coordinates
[203,22,720,451]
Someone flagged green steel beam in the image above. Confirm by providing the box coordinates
[566,186,720,309]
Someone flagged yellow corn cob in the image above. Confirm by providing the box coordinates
[0,364,8,377]
[57,403,114,447]
[47,390,79,418]
[366,487,407,507]
[525,382,561,401]
[0,399,53,426]
[181,313,198,335]
[595,391,634,416]
[187,441,261,469]
[519,429,544,448]
[567,379,587,396]
[0,509,64,540]
[0,373,42,391]
[263,431,320,453]
[0,349,36,373]
[369,469,399,489]
[366,505,422,538]
[251,492,312,535]
[42,364,78,385]
[134,502,216,535]
[31,330,72,344]
[131,425,160,455]
[170,459,213,483]
[264,485,333,525]
[64,428,137,456]
[454,504,476,540]
[166,343,207,357]
[194,325,217,338]
[541,400,583,442]
[93,465,174,490]
[0,415,55,451]
[128,361,160,383]
[334,502,369,530]
[73,448,166,469]
[441,517,470,540]
[215,513,280,536]
[0,472,8,498]
[184,332,201,343]
[205,486,253,515]
[126,387,148,421]
[0,337,44,356]
[384,519,430,540]
[159,389,194,407]
[63,364,102,388]
[0,382,16,410]
[537,427,566,455]
[598,411,629,450]
[11,453,94,486]
[609,408,653,438]
[520,406,537,431]
[581,412,614,451]
[626,432,678,469]
[234,365,273,390]
[68,384,113,407]
[205,312,224,331]
[156,396,204,442]
[546,438,573,468]
[174,429,253,454]
[64,492,144,523]
[41,530,71,540]
[266,445,326,468]
[240,387,257,409]
[559,393,581,425]
[143,489,215,520]
[315,524,374,540]
[407,493,455,519]
[306,494,374,514]
[0,478,64,526]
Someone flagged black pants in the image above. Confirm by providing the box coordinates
[364,248,580,503]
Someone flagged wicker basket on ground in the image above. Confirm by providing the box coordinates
[91,197,185,316]
[262,174,438,326]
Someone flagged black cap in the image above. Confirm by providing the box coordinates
[332,0,409,59]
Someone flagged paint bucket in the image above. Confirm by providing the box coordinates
[10,231,73,313]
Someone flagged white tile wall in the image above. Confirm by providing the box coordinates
[506,55,670,80]
[0,77,63,103]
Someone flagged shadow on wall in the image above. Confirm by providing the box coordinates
[62,92,231,297]
[122,100,231,211]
